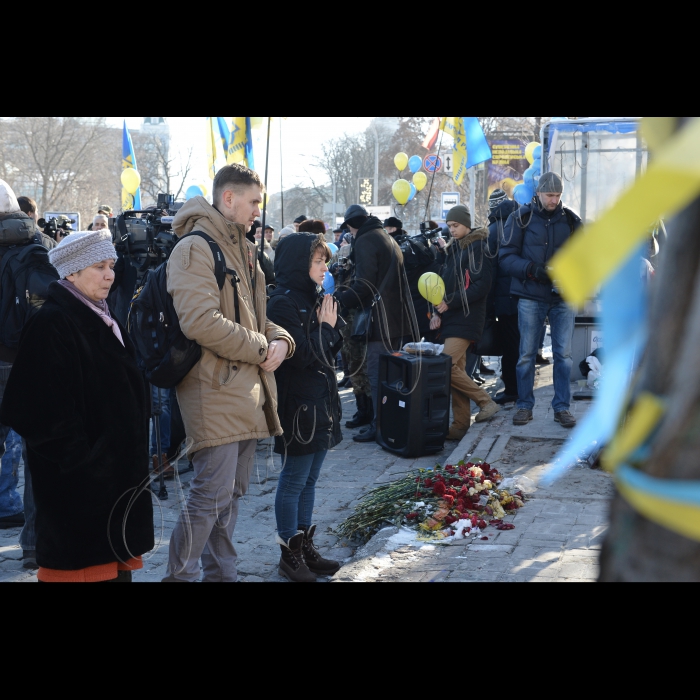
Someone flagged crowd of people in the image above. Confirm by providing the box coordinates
[0,162,584,583]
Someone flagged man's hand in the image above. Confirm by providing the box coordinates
[436,301,449,314]
[260,340,289,373]
[430,314,442,331]
[528,263,551,285]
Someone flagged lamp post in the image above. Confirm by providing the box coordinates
[369,122,379,206]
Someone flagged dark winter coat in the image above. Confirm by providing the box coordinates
[0,283,154,571]
[438,228,493,343]
[500,202,582,305]
[488,200,520,318]
[268,234,345,457]
[337,217,412,342]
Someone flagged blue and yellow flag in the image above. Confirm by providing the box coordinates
[122,120,141,211]
[440,117,492,186]
[227,117,255,169]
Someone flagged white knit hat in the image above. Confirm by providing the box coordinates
[49,231,118,279]
[0,179,20,214]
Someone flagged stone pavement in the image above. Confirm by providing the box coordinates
[332,362,614,583]
[0,355,612,583]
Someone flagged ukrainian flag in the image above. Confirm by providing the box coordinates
[122,120,141,211]
[440,117,493,186]
[227,117,255,169]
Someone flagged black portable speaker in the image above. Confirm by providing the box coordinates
[376,352,452,458]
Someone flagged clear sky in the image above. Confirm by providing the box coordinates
[108,117,375,196]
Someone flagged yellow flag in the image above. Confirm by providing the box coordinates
[440,117,468,186]
[206,117,218,180]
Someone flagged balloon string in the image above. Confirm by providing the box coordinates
[424,124,445,223]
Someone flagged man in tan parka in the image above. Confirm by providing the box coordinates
[165,164,295,583]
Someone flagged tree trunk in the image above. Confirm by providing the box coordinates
[600,117,700,581]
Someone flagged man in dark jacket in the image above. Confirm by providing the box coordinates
[337,205,413,443]
[487,190,520,404]
[500,172,582,429]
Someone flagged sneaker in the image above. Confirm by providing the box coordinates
[555,411,577,429]
[475,401,502,424]
[513,409,534,426]
[536,354,551,366]
[353,427,377,443]
[0,512,25,530]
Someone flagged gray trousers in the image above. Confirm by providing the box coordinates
[168,440,256,583]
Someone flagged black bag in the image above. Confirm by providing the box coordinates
[0,243,59,352]
[473,316,505,357]
[128,231,242,389]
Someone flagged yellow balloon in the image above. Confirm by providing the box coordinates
[525,142,539,165]
[418,272,446,307]
[121,168,141,195]
[413,172,428,192]
[199,184,208,197]
[392,179,412,205]
[394,153,409,172]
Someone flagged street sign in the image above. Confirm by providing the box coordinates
[423,154,443,173]
[441,193,460,220]
[367,206,391,221]
[444,150,454,175]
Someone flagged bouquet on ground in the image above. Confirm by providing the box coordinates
[336,461,525,543]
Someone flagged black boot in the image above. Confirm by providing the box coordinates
[346,393,372,429]
[277,533,317,583]
[353,421,377,443]
[300,526,341,577]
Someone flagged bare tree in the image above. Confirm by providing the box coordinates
[0,117,120,223]
[136,132,194,205]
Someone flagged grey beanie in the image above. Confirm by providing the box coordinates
[446,204,472,230]
[49,231,118,279]
[537,172,564,194]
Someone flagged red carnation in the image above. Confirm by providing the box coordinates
[481,537,489,541]
[415,492,423,499]
[433,482,447,497]
[445,515,458,526]
[479,520,487,530]
[446,489,458,499]
[443,495,455,507]
[406,513,419,520]
[471,515,479,528]
[424,479,434,488]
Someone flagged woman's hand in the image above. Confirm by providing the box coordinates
[317,295,338,328]
[260,340,289,373]
[430,314,442,331]
[436,301,449,314]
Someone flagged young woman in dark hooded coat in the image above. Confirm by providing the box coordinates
[267,233,345,583]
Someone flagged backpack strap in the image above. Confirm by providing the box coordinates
[179,231,241,324]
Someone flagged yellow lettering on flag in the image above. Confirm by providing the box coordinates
[440,117,468,186]
[551,117,700,307]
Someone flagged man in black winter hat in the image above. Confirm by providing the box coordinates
[383,217,404,237]
[337,204,412,444]
[500,172,582,429]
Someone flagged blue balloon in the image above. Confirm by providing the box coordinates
[409,156,422,174]
[408,183,417,202]
[524,167,536,184]
[328,243,338,255]
[186,185,204,200]
[532,157,542,172]
[323,271,335,294]
[533,145,542,161]
[514,183,534,206]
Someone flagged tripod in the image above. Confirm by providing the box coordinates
[151,384,168,501]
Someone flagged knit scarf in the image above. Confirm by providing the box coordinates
[58,280,124,347]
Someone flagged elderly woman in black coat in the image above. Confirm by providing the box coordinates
[267,233,345,583]
[0,231,154,583]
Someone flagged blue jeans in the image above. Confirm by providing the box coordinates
[517,299,575,412]
[0,429,23,518]
[151,387,171,456]
[275,451,328,542]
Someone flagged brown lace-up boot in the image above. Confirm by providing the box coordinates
[300,526,341,577]
[277,533,317,583]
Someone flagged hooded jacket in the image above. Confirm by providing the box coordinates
[487,200,520,318]
[337,217,412,342]
[438,227,493,343]
[499,201,582,304]
[166,197,295,454]
[267,234,345,457]
[0,283,154,570]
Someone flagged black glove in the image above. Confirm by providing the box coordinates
[528,263,551,285]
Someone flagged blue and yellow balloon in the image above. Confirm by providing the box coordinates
[186,185,204,201]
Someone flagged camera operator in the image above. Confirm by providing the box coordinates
[92,215,110,232]
[337,205,412,444]
[16,196,56,251]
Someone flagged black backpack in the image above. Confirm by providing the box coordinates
[0,221,60,352]
[128,231,242,390]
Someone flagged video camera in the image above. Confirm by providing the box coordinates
[414,221,445,245]
[38,216,73,241]
[110,194,182,278]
